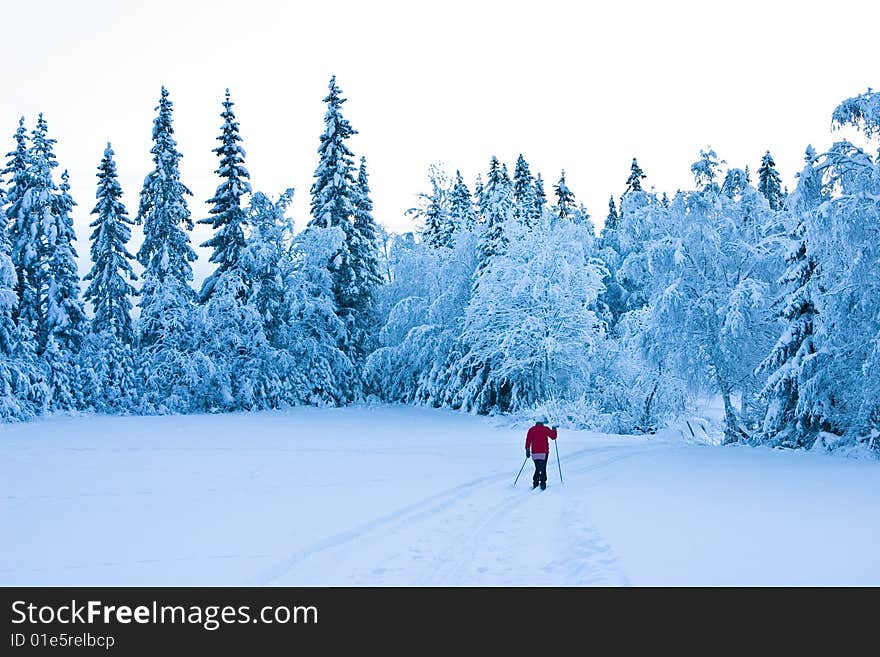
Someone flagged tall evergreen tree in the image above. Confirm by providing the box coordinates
[553,170,576,221]
[198,89,252,300]
[477,157,513,272]
[534,173,547,217]
[3,118,34,328]
[136,86,195,288]
[84,144,137,343]
[308,76,358,333]
[449,170,475,232]
[757,150,785,211]
[20,117,86,408]
[309,76,358,235]
[473,174,485,222]
[605,195,619,232]
[602,195,620,248]
[625,157,646,194]
[348,157,384,362]
[512,154,538,226]
[11,116,50,340]
[45,169,87,352]
[136,86,197,347]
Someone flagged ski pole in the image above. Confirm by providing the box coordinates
[554,439,564,484]
[513,456,528,487]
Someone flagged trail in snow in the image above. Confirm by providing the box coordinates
[2,405,878,585]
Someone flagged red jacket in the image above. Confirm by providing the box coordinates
[525,424,557,455]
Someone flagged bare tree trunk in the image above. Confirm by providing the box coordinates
[720,385,749,445]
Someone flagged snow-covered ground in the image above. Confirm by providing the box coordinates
[2,405,878,586]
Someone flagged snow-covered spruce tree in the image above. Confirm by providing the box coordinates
[308,76,370,389]
[44,169,88,411]
[449,170,476,233]
[472,174,486,221]
[82,144,138,412]
[512,154,539,226]
[84,144,137,343]
[11,116,50,345]
[3,119,33,327]
[198,89,252,301]
[135,87,202,413]
[757,151,785,211]
[348,157,383,365]
[595,195,627,333]
[408,164,453,248]
[0,127,47,420]
[602,196,619,245]
[533,173,547,218]
[476,156,513,274]
[136,87,196,301]
[553,170,576,221]
[625,158,646,194]
[755,147,824,447]
[10,115,85,411]
[454,213,606,413]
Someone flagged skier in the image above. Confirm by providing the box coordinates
[525,419,558,490]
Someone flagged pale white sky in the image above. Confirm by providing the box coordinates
[2,0,877,285]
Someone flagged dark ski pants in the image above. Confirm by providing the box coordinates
[532,457,548,486]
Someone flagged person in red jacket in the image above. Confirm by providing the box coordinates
[525,419,558,490]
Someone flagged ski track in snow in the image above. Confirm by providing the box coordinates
[259,445,658,586]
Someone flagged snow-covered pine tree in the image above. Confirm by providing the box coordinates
[476,156,513,273]
[512,154,538,226]
[533,173,547,218]
[198,89,252,301]
[449,170,476,233]
[756,147,823,447]
[45,169,87,353]
[136,86,197,347]
[0,120,46,419]
[757,151,785,211]
[135,87,202,412]
[81,144,139,412]
[553,170,576,221]
[473,174,485,222]
[84,144,137,343]
[348,157,383,364]
[44,169,87,411]
[2,117,35,328]
[602,196,619,243]
[625,158,646,195]
[308,76,364,381]
[11,116,49,343]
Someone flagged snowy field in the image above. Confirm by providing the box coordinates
[2,405,878,586]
